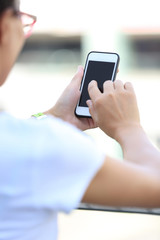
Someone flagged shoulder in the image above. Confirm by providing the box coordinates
[0,112,104,159]
[0,112,105,212]
[0,111,83,140]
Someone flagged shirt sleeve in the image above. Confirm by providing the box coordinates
[31,116,105,213]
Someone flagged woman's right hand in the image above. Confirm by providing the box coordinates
[87,80,141,142]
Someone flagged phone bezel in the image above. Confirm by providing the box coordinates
[75,51,120,118]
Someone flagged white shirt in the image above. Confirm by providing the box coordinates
[0,112,105,240]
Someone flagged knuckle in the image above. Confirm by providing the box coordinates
[94,97,102,108]
[115,79,122,84]
[104,80,112,87]
[107,92,115,99]
[125,81,131,86]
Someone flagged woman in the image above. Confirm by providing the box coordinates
[0,0,160,240]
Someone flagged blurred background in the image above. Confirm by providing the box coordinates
[1,0,160,239]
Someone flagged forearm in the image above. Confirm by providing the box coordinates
[116,125,160,175]
[86,80,160,207]
[83,156,160,208]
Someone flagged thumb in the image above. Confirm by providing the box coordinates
[71,65,84,85]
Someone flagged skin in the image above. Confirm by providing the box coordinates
[0,6,160,208]
[0,9,24,85]
[45,66,96,131]
[85,80,160,207]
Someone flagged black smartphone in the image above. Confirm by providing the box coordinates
[75,51,120,117]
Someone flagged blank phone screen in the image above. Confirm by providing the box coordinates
[79,60,115,107]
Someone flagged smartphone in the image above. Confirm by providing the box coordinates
[75,51,120,117]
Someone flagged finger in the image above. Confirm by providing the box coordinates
[71,65,84,86]
[77,65,84,76]
[86,100,95,120]
[64,66,83,102]
[88,80,101,100]
[124,82,135,92]
[103,80,114,93]
[86,99,94,112]
[114,80,124,90]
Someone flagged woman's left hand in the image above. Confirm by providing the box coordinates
[45,66,96,131]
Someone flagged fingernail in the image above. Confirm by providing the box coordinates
[77,65,82,73]
[86,100,92,108]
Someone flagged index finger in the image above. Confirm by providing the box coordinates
[88,80,102,100]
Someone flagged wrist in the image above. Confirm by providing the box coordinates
[31,112,47,120]
[43,108,55,117]
[115,123,144,146]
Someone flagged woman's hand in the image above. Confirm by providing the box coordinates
[87,80,141,141]
[45,66,96,131]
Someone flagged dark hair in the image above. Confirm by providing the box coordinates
[0,0,16,15]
